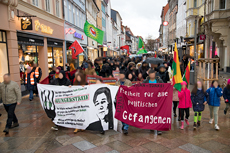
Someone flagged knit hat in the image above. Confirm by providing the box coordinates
[181,81,187,86]
[119,71,126,75]
[228,79,230,85]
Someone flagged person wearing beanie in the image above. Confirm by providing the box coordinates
[178,81,192,130]
[115,71,132,135]
[206,80,223,130]
[223,79,230,115]
[156,64,170,83]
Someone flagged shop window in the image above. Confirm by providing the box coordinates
[47,47,63,72]
[18,44,39,84]
[45,0,50,12]
[56,0,60,17]
[220,0,226,9]
[0,31,9,82]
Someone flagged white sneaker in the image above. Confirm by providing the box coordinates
[215,124,220,131]
[51,126,58,131]
[209,119,214,124]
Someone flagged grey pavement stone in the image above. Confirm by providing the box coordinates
[0,137,11,144]
[106,150,120,153]
[72,140,96,151]
[179,143,211,153]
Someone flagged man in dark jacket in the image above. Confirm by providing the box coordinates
[143,69,163,135]
[156,64,170,83]
[143,69,164,84]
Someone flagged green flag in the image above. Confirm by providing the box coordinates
[84,21,104,44]
[138,37,145,49]
[137,37,147,54]
[137,49,147,55]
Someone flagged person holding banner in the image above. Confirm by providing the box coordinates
[50,70,71,131]
[115,71,132,135]
[178,81,192,130]
[143,69,164,135]
[73,72,88,133]
[85,61,96,76]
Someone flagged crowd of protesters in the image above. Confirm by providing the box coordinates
[0,53,230,135]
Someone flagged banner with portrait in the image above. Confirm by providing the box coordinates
[115,83,173,131]
[37,84,119,131]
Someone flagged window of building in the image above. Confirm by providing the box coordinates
[102,18,106,28]
[194,0,197,7]
[82,14,85,29]
[69,4,72,23]
[73,8,76,25]
[220,0,226,9]
[45,0,50,12]
[64,0,68,20]
[56,0,60,17]
[79,12,82,28]
[32,0,38,6]
[101,4,105,13]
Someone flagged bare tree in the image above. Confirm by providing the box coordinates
[145,35,155,51]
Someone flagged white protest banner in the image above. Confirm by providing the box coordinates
[37,84,119,131]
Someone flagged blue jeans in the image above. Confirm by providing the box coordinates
[122,122,129,130]
[29,90,33,100]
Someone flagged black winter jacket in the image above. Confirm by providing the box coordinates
[191,90,206,112]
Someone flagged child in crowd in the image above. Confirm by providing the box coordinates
[172,87,180,119]
[191,81,207,129]
[178,81,192,130]
[223,79,230,115]
[206,80,223,130]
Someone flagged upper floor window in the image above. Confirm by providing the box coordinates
[45,0,50,12]
[56,0,60,17]
[194,0,197,7]
[220,0,226,9]
[69,4,72,23]
[32,0,38,6]
[73,8,76,25]
[101,4,105,13]
[64,0,68,20]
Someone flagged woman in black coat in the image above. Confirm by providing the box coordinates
[50,70,71,86]
[50,70,71,131]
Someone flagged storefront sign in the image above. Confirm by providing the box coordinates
[21,18,32,30]
[115,83,173,131]
[35,20,53,34]
[65,28,84,40]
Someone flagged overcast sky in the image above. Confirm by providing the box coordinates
[111,0,168,40]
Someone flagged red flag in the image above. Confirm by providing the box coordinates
[154,51,157,58]
[120,45,130,55]
[69,40,84,59]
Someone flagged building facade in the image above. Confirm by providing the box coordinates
[64,0,87,68]
[176,0,186,58]
[0,0,65,95]
[86,0,99,62]
[204,0,230,72]
[185,0,205,60]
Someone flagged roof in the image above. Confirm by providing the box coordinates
[125,26,134,36]
[163,3,169,20]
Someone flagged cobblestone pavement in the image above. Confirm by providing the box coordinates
[0,95,230,153]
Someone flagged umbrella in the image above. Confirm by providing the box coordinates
[145,57,164,65]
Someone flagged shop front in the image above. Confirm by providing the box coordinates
[87,38,98,62]
[65,24,87,68]
[0,30,9,82]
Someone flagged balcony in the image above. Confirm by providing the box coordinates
[186,8,198,17]
[0,0,18,7]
